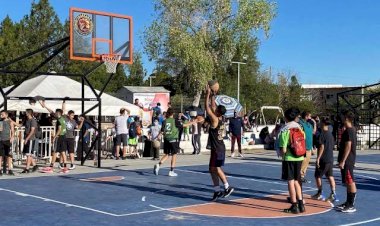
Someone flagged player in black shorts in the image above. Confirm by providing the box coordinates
[312,117,339,203]
[21,109,39,174]
[336,111,357,213]
[205,84,234,201]
[0,110,16,175]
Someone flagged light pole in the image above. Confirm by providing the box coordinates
[231,55,248,101]
[149,70,157,87]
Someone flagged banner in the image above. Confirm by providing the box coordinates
[133,93,170,126]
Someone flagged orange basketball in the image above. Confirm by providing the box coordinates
[208,80,219,94]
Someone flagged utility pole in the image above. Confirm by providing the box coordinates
[231,56,248,101]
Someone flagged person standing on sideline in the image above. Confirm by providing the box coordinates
[299,111,314,183]
[278,108,305,214]
[0,110,15,175]
[21,109,39,173]
[114,108,130,160]
[39,101,69,173]
[149,118,162,160]
[312,117,339,203]
[190,111,202,155]
[62,100,84,170]
[205,85,234,201]
[336,111,358,213]
[229,111,244,158]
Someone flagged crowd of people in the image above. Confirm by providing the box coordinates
[0,82,359,214]
[277,108,357,214]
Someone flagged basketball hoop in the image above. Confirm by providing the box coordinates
[101,54,121,73]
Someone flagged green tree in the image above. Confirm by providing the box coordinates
[0,16,24,86]
[144,0,276,106]
[125,51,145,86]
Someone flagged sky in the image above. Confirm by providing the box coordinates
[0,0,379,86]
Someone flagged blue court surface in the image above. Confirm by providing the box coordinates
[0,156,379,226]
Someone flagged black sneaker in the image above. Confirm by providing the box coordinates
[223,187,235,198]
[211,191,223,202]
[335,202,347,210]
[8,170,15,176]
[298,200,306,213]
[21,169,30,174]
[300,177,310,183]
[341,205,356,213]
[32,165,39,172]
[284,203,300,214]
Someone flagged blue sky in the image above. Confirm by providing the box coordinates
[1,0,379,86]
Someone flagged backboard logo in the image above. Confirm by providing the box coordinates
[74,13,93,36]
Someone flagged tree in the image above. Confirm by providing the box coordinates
[144,0,276,106]
[125,51,145,86]
[0,16,24,86]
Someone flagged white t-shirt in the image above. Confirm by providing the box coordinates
[114,115,129,135]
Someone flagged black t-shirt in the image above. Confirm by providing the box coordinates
[338,127,357,164]
[319,131,334,163]
[208,119,226,152]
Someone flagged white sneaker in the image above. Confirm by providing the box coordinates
[231,153,236,158]
[238,153,244,158]
[69,165,76,170]
[154,164,160,175]
[168,171,178,177]
[58,164,63,169]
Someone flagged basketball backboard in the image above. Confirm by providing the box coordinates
[69,8,133,64]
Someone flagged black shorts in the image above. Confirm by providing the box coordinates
[209,150,225,167]
[0,140,11,157]
[116,134,128,146]
[341,163,355,185]
[315,162,333,178]
[23,140,36,156]
[282,161,302,181]
[55,136,67,153]
[65,138,75,153]
[163,139,178,155]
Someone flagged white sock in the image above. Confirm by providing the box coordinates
[224,183,229,190]
[214,186,220,192]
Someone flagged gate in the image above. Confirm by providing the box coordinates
[337,82,380,150]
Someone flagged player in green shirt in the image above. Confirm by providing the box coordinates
[154,108,195,177]
[278,107,305,214]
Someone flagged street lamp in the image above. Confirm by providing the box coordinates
[231,55,248,101]
[149,70,157,87]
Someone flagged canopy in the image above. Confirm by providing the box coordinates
[0,75,140,116]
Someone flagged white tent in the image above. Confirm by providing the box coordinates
[0,75,140,116]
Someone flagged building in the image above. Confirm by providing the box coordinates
[302,84,360,113]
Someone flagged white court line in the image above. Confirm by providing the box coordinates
[270,188,317,193]
[174,168,316,190]
[239,161,380,181]
[0,187,164,217]
[338,217,380,226]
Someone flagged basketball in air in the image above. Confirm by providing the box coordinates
[208,80,219,94]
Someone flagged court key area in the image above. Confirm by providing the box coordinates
[1,152,379,226]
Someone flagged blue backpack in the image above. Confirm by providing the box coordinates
[129,122,137,138]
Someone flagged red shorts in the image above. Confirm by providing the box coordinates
[341,164,355,185]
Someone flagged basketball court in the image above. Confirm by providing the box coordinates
[0,151,379,226]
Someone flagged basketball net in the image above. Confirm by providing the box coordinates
[101,54,121,73]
